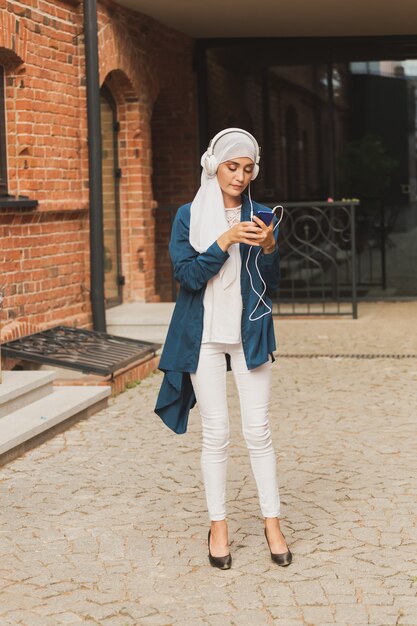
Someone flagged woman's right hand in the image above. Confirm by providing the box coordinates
[217,221,263,252]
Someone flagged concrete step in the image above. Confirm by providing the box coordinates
[105,324,167,345]
[0,371,55,419]
[106,303,174,345]
[0,385,111,460]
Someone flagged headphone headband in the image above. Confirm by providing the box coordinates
[206,128,261,164]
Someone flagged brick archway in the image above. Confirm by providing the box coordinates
[96,9,201,303]
[100,69,157,303]
[97,13,159,302]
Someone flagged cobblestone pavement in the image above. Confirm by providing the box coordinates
[1,302,417,626]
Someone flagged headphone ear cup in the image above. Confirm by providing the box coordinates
[251,163,259,180]
[203,154,218,178]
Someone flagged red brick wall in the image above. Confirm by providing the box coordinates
[4,1,87,211]
[151,65,199,301]
[0,0,198,346]
[1,209,90,332]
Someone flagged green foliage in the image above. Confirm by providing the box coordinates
[337,134,397,198]
[125,379,142,390]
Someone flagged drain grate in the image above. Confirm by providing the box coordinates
[1,326,161,375]
[278,353,417,359]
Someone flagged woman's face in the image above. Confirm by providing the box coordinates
[217,157,254,205]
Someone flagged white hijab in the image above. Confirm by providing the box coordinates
[189,131,257,288]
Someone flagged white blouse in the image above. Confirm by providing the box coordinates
[202,206,243,344]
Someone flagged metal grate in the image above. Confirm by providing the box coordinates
[1,326,161,376]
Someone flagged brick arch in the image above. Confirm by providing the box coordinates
[98,20,156,109]
[97,13,160,302]
[0,13,27,69]
[100,68,157,303]
[101,69,138,106]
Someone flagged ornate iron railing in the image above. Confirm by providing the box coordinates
[266,200,359,318]
[157,200,359,318]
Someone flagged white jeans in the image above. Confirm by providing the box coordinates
[190,341,281,521]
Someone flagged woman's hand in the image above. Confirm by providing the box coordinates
[217,217,276,253]
[252,215,276,254]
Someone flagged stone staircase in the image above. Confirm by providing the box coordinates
[0,370,110,466]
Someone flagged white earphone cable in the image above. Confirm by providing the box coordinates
[246,183,283,321]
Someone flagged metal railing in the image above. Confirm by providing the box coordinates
[266,200,359,318]
[157,200,359,318]
[354,197,400,290]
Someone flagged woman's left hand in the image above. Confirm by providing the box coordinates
[252,215,276,254]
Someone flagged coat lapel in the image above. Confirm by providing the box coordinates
[241,194,252,222]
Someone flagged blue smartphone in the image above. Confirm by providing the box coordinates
[253,210,274,226]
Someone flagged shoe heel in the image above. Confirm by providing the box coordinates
[264,528,293,567]
[208,530,232,570]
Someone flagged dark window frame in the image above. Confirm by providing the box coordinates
[100,83,123,308]
[0,64,37,209]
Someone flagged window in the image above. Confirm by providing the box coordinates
[0,66,7,195]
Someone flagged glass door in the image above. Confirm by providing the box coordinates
[100,86,122,307]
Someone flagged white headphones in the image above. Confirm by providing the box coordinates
[202,128,261,180]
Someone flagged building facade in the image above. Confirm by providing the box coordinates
[0,0,199,345]
[2,0,417,354]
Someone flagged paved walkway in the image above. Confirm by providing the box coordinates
[1,302,417,626]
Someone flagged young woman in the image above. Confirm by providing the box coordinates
[155,128,292,570]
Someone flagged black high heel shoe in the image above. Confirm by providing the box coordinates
[264,528,292,566]
[208,530,232,570]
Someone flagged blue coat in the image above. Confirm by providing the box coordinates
[154,194,280,434]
